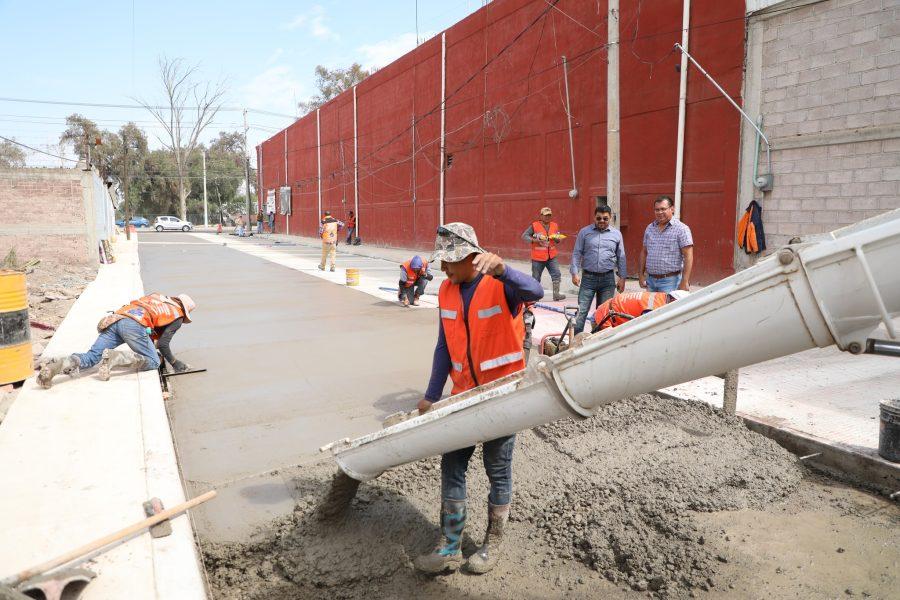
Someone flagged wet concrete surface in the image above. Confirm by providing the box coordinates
[139,234,441,542]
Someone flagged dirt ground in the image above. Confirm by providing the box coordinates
[201,395,899,599]
[0,259,96,423]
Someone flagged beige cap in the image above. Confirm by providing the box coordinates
[175,294,196,323]
[540,207,553,216]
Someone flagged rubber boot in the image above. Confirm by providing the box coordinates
[552,280,566,301]
[98,349,148,381]
[465,502,510,574]
[413,499,466,573]
[37,355,81,389]
[412,295,421,306]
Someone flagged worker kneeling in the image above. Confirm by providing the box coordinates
[37,293,196,389]
[591,289,689,332]
[398,255,433,306]
[414,223,544,575]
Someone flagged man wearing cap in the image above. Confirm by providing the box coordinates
[398,255,433,306]
[521,207,566,301]
[570,204,627,333]
[318,211,343,272]
[414,222,544,575]
[591,289,690,332]
[38,293,196,389]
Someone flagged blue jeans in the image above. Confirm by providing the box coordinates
[531,258,561,285]
[574,270,616,333]
[73,318,160,370]
[647,274,682,293]
[257,221,263,233]
[441,434,516,505]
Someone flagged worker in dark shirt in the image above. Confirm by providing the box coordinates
[38,293,196,389]
[414,223,544,575]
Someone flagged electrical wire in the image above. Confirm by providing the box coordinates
[0,134,78,163]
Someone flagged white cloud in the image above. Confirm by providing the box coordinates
[358,31,432,70]
[283,5,339,41]
[240,65,304,149]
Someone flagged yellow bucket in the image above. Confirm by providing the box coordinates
[0,270,33,385]
[346,268,360,286]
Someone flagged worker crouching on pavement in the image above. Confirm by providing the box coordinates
[37,293,196,389]
[398,255,433,306]
[414,222,544,575]
[591,289,689,332]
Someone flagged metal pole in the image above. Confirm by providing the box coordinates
[353,85,359,239]
[723,369,739,415]
[562,55,577,199]
[123,135,131,241]
[607,0,621,225]
[439,31,447,226]
[317,108,322,220]
[243,109,252,231]
[673,0,691,219]
[411,115,417,203]
[202,150,208,228]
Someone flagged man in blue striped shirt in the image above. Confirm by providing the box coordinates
[569,205,627,333]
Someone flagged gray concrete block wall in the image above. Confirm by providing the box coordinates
[748,0,900,249]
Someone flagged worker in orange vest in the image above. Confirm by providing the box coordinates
[398,255,433,306]
[591,289,689,332]
[317,211,343,272]
[345,210,357,245]
[414,222,544,575]
[38,293,196,389]
[522,206,566,300]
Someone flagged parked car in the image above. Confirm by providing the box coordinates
[154,216,193,232]
[115,216,150,228]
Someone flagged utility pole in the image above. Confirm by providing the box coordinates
[607,0,621,225]
[243,109,252,231]
[123,133,131,241]
[202,150,208,228]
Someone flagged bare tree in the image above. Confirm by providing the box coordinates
[139,57,226,220]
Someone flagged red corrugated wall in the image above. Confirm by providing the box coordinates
[259,0,745,283]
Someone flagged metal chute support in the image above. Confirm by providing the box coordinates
[330,210,900,482]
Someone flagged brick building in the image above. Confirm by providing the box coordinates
[0,166,116,265]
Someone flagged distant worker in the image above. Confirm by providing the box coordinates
[639,195,693,293]
[592,289,689,332]
[522,207,566,301]
[398,255,433,307]
[346,210,357,245]
[414,223,544,575]
[267,210,275,233]
[318,211,343,272]
[570,205,627,333]
[38,293,196,389]
[256,209,264,234]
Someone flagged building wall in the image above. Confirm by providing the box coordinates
[0,167,113,265]
[260,0,747,283]
[740,0,900,254]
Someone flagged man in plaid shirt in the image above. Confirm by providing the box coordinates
[639,196,693,293]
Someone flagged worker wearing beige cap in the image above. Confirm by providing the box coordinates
[38,293,196,389]
[521,207,566,300]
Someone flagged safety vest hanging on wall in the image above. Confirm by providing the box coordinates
[737,200,766,254]
[116,293,185,330]
[531,221,559,261]
[438,277,526,394]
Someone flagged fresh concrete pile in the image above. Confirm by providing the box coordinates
[203,395,803,599]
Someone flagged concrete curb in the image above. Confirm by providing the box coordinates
[0,234,207,599]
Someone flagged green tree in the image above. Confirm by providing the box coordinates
[0,138,26,168]
[298,63,371,114]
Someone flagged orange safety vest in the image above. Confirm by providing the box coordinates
[531,221,559,262]
[439,277,526,395]
[401,259,428,287]
[593,291,668,330]
[321,219,338,243]
[347,216,356,229]
[116,293,185,331]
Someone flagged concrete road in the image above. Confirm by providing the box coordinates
[139,234,439,542]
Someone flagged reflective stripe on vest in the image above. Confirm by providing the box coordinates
[480,351,524,372]
[451,361,463,372]
[440,309,458,320]
[531,221,559,261]
[477,305,502,319]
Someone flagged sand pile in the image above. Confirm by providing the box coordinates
[203,395,803,599]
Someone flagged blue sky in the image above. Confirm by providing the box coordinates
[0,0,481,166]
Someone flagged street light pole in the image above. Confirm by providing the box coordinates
[243,109,252,230]
[123,133,131,241]
[202,150,208,228]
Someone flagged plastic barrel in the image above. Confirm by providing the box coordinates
[0,270,32,385]
[346,268,360,286]
[878,399,900,463]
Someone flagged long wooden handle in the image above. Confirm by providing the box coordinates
[2,490,216,587]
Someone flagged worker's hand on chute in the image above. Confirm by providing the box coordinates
[572,273,581,286]
[473,252,506,277]
[616,277,626,293]
[417,399,433,414]
[678,281,690,292]
[638,274,647,289]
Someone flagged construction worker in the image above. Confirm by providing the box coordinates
[398,255,433,306]
[591,289,689,332]
[318,211,343,272]
[522,207,566,301]
[346,210,357,245]
[37,293,196,389]
[414,222,544,575]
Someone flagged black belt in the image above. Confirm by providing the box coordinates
[649,270,681,278]
[583,269,613,276]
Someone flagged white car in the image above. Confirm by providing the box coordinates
[154,216,193,232]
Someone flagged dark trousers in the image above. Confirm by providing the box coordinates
[531,257,561,285]
[398,278,428,303]
[575,270,616,333]
[441,434,516,506]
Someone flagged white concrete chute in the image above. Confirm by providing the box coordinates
[332,210,900,481]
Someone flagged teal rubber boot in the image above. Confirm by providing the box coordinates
[413,499,467,573]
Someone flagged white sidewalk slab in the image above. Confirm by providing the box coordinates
[0,235,206,599]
